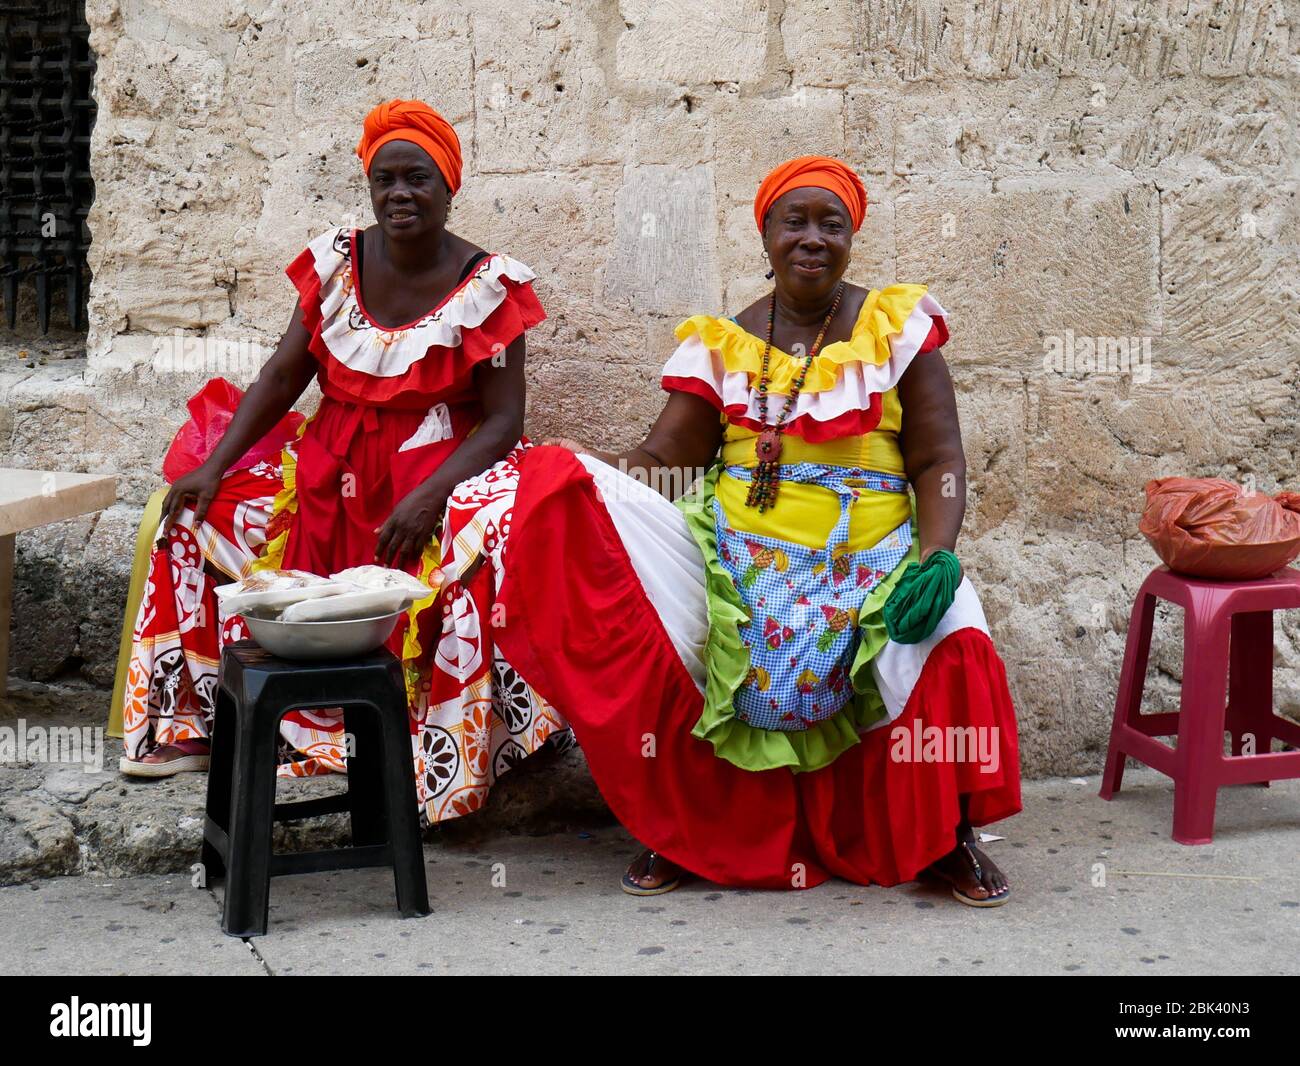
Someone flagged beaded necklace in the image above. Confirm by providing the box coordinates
[745,281,846,512]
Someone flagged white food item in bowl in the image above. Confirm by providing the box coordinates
[279,588,410,622]
[215,569,353,615]
[329,565,438,598]
[235,569,329,592]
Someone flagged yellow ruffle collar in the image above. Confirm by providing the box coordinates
[674,283,931,396]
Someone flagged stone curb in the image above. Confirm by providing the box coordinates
[0,682,612,886]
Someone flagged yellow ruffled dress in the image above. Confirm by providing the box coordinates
[663,284,947,772]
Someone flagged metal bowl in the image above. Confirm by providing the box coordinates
[241,610,403,661]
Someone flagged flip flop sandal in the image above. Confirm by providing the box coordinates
[937,840,1011,908]
[621,851,683,897]
[119,739,211,778]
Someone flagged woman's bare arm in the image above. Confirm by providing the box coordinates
[897,350,966,562]
[161,304,318,527]
[374,334,526,567]
[573,391,724,499]
[205,308,317,472]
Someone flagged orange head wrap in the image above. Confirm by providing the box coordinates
[753,155,868,234]
[356,99,464,196]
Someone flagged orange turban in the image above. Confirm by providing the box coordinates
[753,155,867,234]
[356,99,463,196]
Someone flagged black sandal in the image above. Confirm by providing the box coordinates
[931,841,1011,908]
[621,851,683,897]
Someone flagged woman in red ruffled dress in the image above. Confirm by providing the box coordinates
[119,101,572,821]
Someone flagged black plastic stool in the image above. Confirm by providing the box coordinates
[202,640,430,937]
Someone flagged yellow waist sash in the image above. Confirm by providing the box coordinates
[715,386,909,552]
[720,428,905,476]
[717,445,910,554]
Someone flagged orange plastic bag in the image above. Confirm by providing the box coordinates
[1139,477,1300,579]
[162,378,304,483]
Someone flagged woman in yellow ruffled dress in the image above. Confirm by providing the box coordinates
[497,156,1021,904]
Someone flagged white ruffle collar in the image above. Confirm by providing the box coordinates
[307,228,536,380]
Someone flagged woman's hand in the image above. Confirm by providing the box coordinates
[160,462,224,534]
[375,482,448,569]
[919,544,963,581]
[542,437,621,466]
[542,436,590,454]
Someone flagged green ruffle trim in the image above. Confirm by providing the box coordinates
[677,464,920,774]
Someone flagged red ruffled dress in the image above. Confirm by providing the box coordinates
[123,228,571,816]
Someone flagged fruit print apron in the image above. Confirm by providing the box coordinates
[712,463,912,732]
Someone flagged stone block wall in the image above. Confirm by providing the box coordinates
[1,0,1296,775]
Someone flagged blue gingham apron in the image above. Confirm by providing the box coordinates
[713,463,912,731]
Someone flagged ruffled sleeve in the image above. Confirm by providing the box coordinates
[285,228,348,339]
[661,284,947,444]
[286,228,546,408]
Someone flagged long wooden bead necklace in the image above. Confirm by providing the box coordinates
[746,280,846,512]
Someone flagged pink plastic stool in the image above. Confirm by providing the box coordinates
[1100,565,1300,843]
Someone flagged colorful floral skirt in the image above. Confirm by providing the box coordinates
[121,459,351,772]
[122,403,570,823]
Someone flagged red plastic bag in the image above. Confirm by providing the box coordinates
[1139,477,1300,579]
[162,378,305,483]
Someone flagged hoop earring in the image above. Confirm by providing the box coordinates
[762,250,774,281]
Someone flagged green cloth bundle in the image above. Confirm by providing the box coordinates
[883,549,962,644]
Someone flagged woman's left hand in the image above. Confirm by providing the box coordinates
[920,545,962,581]
[542,437,590,454]
[375,483,447,569]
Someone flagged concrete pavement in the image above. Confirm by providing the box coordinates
[2,768,1296,976]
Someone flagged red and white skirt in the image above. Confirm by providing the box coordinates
[494,446,1022,888]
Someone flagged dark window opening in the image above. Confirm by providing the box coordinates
[0,0,96,334]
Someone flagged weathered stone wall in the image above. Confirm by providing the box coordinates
[1,0,1296,776]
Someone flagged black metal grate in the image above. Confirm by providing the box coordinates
[0,0,95,332]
